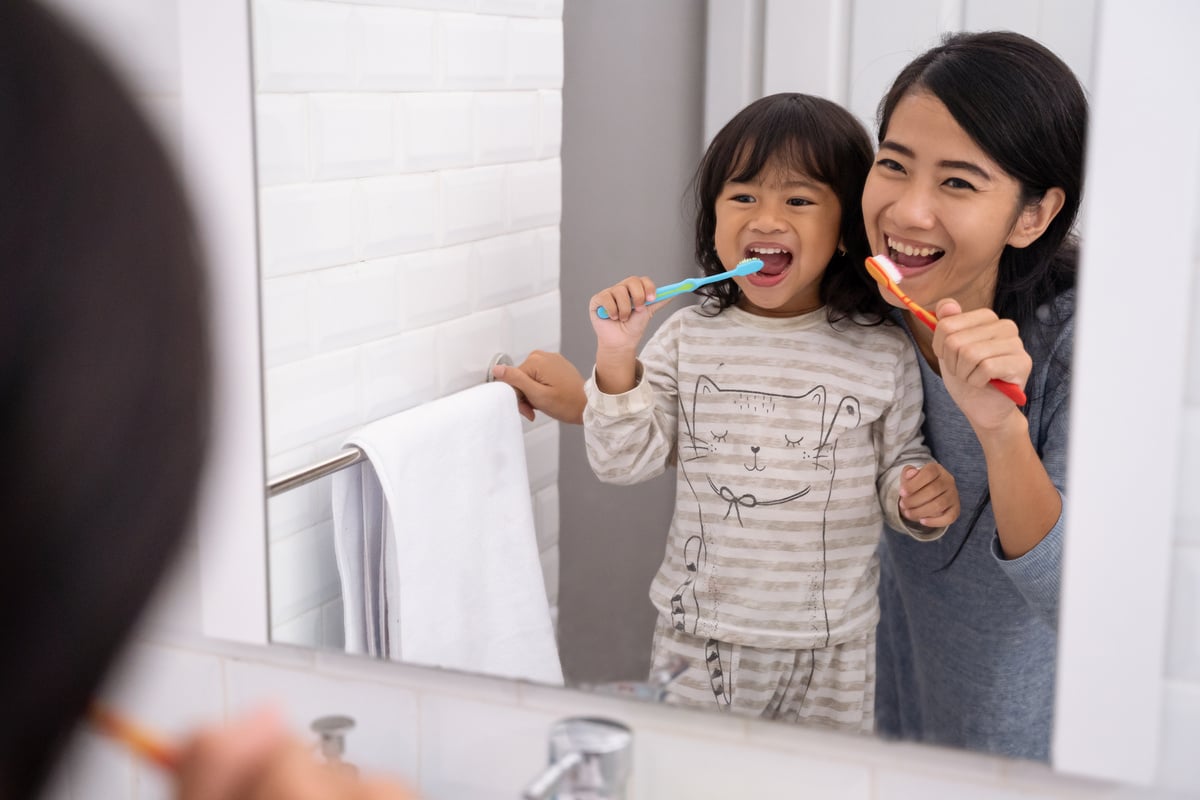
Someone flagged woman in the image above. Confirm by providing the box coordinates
[494,30,1085,761]
[2,2,417,797]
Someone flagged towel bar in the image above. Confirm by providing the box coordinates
[266,353,514,497]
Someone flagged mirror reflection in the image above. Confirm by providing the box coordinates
[258,0,1095,763]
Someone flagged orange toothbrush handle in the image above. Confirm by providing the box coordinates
[988,378,1026,406]
[90,704,180,772]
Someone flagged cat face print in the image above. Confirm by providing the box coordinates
[680,375,861,524]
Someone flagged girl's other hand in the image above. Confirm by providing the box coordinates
[174,708,419,800]
[492,350,586,424]
[931,299,1032,433]
[898,463,960,528]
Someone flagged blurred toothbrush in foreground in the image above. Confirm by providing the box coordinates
[864,254,1027,406]
[595,258,764,319]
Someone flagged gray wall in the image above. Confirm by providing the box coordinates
[557,0,707,683]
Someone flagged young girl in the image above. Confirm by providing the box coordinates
[581,93,959,732]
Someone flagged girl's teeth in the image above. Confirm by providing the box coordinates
[750,247,786,255]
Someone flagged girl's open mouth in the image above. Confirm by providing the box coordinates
[743,245,791,286]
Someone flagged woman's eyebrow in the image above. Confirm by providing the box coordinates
[879,140,992,181]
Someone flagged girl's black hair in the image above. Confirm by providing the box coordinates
[0,2,210,795]
[877,30,1087,336]
[691,93,890,322]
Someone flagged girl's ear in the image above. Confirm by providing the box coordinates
[1007,187,1066,249]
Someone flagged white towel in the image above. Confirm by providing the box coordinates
[331,381,563,685]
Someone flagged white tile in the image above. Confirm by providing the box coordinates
[1157,680,1200,794]
[537,89,562,159]
[265,349,361,453]
[224,660,421,780]
[435,309,511,395]
[876,769,1056,800]
[441,13,507,91]
[395,245,475,329]
[635,729,871,798]
[357,173,440,258]
[398,93,474,171]
[417,695,558,800]
[272,605,324,649]
[253,0,355,92]
[539,0,563,17]
[354,6,438,91]
[359,328,441,420]
[258,182,357,277]
[254,93,309,185]
[478,0,542,16]
[311,259,399,352]
[475,230,542,309]
[441,165,508,245]
[261,272,313,368]
[309,94,396,179]
[313,648,522,706]
[532,483,559,552]
[507,158,561,230]
[523,420,558,492]
[265,441,319,484]
[1166,545,1200,682]
[268,519,341,624]
[506,290,561,358]
[507,17,562,89]
[101,643,226,738]
[536,226,560,292]
[476,91,540,164]
[266,476,327,543]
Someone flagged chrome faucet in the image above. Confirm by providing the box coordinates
[522,717,633,800]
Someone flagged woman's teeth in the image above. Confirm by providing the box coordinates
[886,237,942,258]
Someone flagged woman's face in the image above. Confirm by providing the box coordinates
[861,91,1028,313]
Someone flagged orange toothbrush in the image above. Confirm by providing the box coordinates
[89,704,180,772]
[864,254,1027,406]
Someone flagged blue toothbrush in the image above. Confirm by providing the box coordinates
[595,258,765,319]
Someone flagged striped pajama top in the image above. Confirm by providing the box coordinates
[583,303,944,650]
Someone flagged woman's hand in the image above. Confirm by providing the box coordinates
[174,709,418,800]
[931,299,1032,434]
[491,350,586,424]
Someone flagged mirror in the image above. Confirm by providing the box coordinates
[255,0,1102,752]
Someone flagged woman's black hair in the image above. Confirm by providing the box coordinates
[877,30,1087,334]
[0,2,210,795]
[691,92,890,322]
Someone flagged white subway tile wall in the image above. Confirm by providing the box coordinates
[255,0,564,647]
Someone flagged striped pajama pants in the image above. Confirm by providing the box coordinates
[648,616,875,733]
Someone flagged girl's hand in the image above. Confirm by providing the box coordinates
[174,708,419,800]
[588,276,667,354]
[898,463,960,528]
[931,299,1033,434]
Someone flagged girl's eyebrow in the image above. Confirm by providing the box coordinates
[879,140,992,182]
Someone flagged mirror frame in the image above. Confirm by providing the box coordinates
[194,0,1194,786]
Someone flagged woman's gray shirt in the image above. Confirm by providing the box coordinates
[875,291,1075,761]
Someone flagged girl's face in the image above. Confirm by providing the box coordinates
[713,158,842,317]
[861,91,1029,313]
